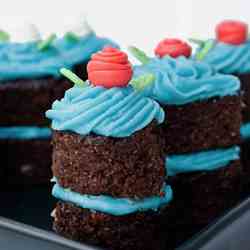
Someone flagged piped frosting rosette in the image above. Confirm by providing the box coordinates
[0,23,117,81]
[46,47,165,138]
[87,47,133,88]
[133,55,240,105]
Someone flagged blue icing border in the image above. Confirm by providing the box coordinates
[133,56,240,105]
[46,85,165,138]
[198,39,250,74]
[0,33,118,81]
[0,126,52,139]
[166,146,240,177]
[52,183,173,216]
[241,122,250,140]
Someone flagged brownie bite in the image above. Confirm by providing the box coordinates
[132,41,242,247]
[0,22,117,185]
[193,20,250,188]
[46,47,173,250]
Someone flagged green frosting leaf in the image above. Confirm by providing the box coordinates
[128,46,150,64]
[188,38,205,46]
[0,30,10,42]
[60,68,86,88]
[64,31,80,42]
[196,40,215,61]
[130,74,155,91]
[37,33,57,51]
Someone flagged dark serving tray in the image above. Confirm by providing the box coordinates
[0,185,250,250]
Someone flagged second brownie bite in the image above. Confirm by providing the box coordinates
[132,39,243,246]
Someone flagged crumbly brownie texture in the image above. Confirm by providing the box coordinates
[236,74,250,190]
[53,202,168,250]
[161,95,242,154]
[52,122,165,199]
[1,138,52,185]
[0,78,70,126]
[0,140,7,181]
[241,140,250,187]
[0,63,87,126]
[237,74,250,123]
[165,160,242,237]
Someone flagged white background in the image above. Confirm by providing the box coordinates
[0,0,249,55]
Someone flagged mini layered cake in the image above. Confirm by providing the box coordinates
[0,21,116,184]
[192,20,250,185]
[46,47,173,250]
[131,40,242,244]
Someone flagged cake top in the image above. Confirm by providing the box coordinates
[46,47,165,138]
[0,21,117,82]
[193,20,250,74]
[131,39,240,106]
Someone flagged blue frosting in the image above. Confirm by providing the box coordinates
[133,56,240,105]
[46,84,165,137]
[241,122,250,140]
[0,33,117,81]
[166,146,240,176]
[52,183,173,216]
[199,39,250,74]
[0,126,51,139]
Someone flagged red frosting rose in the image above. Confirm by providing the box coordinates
[155,38,192,58]
[87,47,133,88]
[216,20,248,45]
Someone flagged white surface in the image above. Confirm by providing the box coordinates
[0,0,248,55]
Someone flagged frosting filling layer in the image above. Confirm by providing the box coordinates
[241,122,250,140]
[46,85,165,138]
[52,183,173,216]
[133,56,240,105]
[0,126,52,139]
[0,33,117,81]
[166,146,240,176]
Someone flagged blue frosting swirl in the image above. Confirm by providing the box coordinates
[199,39,250,74]
[52,183,173,216]
[46,85,165,137]
[0,126,51,139]
[133,56,240,105]
[0,33,117,81]
[166,146,240,177]
[241,122,250,140]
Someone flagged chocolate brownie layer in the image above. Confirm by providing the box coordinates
[1,138,52,184]
[237,74,250,123]
[0,62,87,126]
[52,123,165,199]
[53,202,168,250]
[161,95,241,154]
[166,160,242,231]
[0,140,7,181]
[0,78,70,126]
[241,140,250,186]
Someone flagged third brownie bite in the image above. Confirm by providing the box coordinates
[0,20,117,185]
[193,20,250,187]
